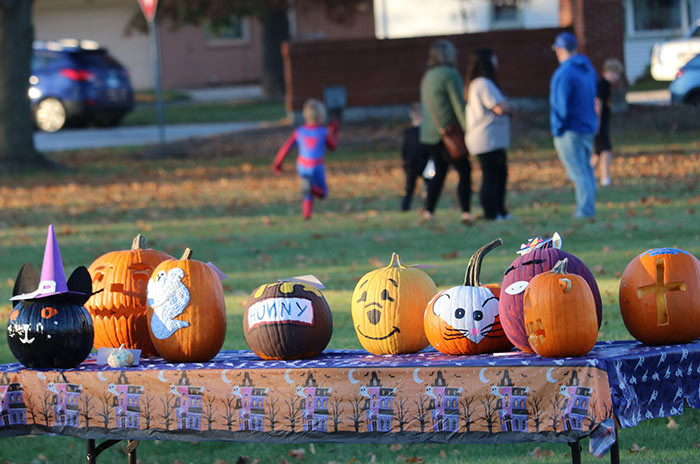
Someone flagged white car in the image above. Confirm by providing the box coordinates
[650,20,700,81]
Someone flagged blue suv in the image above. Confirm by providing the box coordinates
[31,39,134,132]
[670,53,700,106]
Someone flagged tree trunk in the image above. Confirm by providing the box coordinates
[261,9,289,98]
[0,0,45,172]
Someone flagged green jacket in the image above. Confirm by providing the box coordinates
[419,65,466,145]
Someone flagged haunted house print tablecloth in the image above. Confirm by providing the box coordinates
[1,340,698,455]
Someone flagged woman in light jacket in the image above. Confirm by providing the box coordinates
[465,48,513,221]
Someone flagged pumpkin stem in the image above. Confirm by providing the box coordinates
[551,258,569,275]
[132,234,147,250]
[389,252,402,268]
[181,248,193,260]
[464,239,503,286]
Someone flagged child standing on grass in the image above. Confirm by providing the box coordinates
[273,99,339,219]
[591,58,624,186]
[401,103,431,211]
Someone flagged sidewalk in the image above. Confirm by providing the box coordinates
[626,89,670,105]
[179,85,263,103]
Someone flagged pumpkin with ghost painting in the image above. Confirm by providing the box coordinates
[499,234,602,353]
[86,234,173,356]
[243,278,333,360]
[619,247,700,346]
[146,248,226,363]
[352,253,437,355]
[425,239,512,355]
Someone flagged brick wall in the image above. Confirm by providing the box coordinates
[282,27,567,113]
[559,0,625,74]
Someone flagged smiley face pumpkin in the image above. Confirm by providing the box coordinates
[351,253,437,355]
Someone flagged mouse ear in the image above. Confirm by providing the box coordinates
[13,263,40,297]
[67,266,92,305]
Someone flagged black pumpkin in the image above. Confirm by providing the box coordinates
[7,297,94,369]
[243,281,333,360]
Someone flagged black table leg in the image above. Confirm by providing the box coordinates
[569,439,582,464]
[126,440,139,464]
[86,438,124,464]
[610,437,620,464]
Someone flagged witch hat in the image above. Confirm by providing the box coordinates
[10,224,91,303]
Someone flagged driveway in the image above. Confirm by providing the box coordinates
[34,121,268,152]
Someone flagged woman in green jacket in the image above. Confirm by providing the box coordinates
[419,39,473,224]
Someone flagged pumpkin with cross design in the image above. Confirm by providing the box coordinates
[499,235,602,353]
[352,253,437,355]
[243,279,333,360]
[619,248,700,346]
[523,258,598,357]
[86,234,173,356]
[424,239,512,355]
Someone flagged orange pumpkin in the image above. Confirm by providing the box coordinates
[619,248,700,345]
[86,234,173,356]
[146,248,226,362]
[424,239,512,355]
[523,258,598,357]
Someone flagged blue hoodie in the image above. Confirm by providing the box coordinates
[550,54,598,137]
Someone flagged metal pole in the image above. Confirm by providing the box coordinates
[149,17,166,144]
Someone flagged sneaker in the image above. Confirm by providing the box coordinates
[600,178,611,186]
[461,212,475,225]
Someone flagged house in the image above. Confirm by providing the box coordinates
[33,0,375,90]
[375,0,700,82]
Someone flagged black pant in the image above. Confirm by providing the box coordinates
[476,149,508,220]
[424,142,471,214]
[402,162,429,211]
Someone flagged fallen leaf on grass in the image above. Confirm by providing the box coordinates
[439,450,446,458]
[289,448,306,459]
[529,447,554,458]
[628,443,648,453]
[369,257,385,267]
[594,264,606,275]
[309,443,316,455]
[692,443,700,448]
[441,250,459,260]
[390,444,403,452]
[667,417,679,430]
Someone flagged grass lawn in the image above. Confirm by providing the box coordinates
[0,107,698,463]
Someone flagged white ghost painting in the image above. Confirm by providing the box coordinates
[147,268,191,339]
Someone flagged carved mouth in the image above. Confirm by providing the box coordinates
[356,325,400,340]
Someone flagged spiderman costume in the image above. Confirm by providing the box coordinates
[273,120,339,219]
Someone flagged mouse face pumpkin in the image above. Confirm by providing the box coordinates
[351,253,437,355]
[499,238,602,353]
[425,239,512,355]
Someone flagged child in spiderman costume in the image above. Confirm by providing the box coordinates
[273,99,339,219]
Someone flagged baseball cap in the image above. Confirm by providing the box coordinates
[552,32,577,51]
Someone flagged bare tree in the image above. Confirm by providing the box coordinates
[329,397,344,432]
[478,397,498,433]
[391,396,408,432]
[265,397,280,431]
[79,392,94,429]
[36,392,54,426]
[283,394,302,432]
[220,395,237,431]
[414,397,429,433]
[23,391,37,425]
[348,395,364,433]
[158,395,176,431]
[140,394,156,429]
[528,395,545,433]
[548,396,565,431]
[202,395,217,431]
[96,392,113,428]
[459,396,476,432]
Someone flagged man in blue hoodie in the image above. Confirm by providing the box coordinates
[550,32,598,218]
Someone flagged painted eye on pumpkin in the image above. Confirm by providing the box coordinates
[454,308,465,319]
[521,259,544,266]
[473,310,484,321]
[356,291,367,303]
[380,289,394,302]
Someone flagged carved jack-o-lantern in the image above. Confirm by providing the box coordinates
[86,235,173,356]
[523,259,598,357]
[352,253,437,355]
[424,239,512,355]
[146,248,226,363]
[619,248,700,346]
[500,238,602,353]
[243,280,333,360]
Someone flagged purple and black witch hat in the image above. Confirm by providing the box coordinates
[10,225,91,302]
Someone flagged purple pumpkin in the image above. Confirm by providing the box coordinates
[499,245,602,353]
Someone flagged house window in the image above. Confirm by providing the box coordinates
[631,0,682,33]
[204,15,251,44]
[491,0,521,28]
